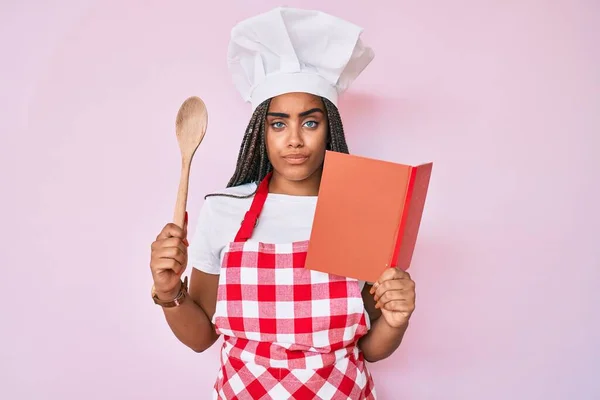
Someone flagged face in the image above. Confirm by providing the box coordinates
[265,92,328,184]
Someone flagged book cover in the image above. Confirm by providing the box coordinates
[305,151,433,283]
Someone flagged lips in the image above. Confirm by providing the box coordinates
[283,154,309,164]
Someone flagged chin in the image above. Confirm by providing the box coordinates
[276,165,321,182]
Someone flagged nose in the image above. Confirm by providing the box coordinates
[288,124,304,148]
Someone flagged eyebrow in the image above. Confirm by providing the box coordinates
[266,108,324,118]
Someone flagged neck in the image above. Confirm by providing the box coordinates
[268,169,322,196]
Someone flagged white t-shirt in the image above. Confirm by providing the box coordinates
[188,182,366,291]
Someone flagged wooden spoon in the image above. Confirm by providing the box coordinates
[173,96,208,229]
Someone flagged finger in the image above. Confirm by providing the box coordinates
[156,223,185,241]
[374,288,413,307]
[151,258,186,275]
[153,254,186,274]
[380,299,415,313]
[160,245,187,263]
[369,268,409,294]
[165,238,188,255]
[375,289,415,309]
[373,279,415,301]
[152,237,187,252]
[154,247,187,267]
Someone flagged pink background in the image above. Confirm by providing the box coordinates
[2,0,599,399]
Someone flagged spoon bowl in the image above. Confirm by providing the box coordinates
[176,96,208,159]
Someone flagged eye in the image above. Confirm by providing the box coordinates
[271,122,285,129]
[304,121,318,129]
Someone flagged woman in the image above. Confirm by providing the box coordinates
[149,7,416,399]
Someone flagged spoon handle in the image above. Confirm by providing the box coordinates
[173,159,191,229]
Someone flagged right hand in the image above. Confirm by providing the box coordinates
[150,213,189,300]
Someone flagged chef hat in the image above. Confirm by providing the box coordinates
[227,7,375,110]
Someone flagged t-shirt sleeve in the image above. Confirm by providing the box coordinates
[188,199,221,275]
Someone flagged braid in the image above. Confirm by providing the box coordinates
[226,99,272,188]
[322,97,349,154]
[205,97,349,200]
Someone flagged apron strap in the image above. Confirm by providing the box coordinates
[234,172,272,242]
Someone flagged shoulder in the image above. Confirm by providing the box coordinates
[189,183,258,273]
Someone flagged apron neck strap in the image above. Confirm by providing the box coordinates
[234,172,272,242]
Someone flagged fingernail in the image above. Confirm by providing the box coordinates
[183,238,189,247]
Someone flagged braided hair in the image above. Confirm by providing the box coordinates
[205,97,349,199]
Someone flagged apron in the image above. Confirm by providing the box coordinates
[211,172,377,400]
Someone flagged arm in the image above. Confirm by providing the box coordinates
[358,268,416,362]
[158,269,220,353]
[150,210,221,353]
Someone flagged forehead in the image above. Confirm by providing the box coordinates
[268,92,324,114]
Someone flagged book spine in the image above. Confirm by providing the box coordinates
[390,166,417,268]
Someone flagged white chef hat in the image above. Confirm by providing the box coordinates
[227,7,375,111]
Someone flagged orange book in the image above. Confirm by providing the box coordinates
[305,151,433,283]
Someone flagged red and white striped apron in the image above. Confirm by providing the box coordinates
[211,172,377,399]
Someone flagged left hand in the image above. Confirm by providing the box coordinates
[370,267,416,329]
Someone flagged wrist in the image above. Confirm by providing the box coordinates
[377,315,410,332]
[360,318,409,363]
[152,277,188,307]
[154,288,181,301]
